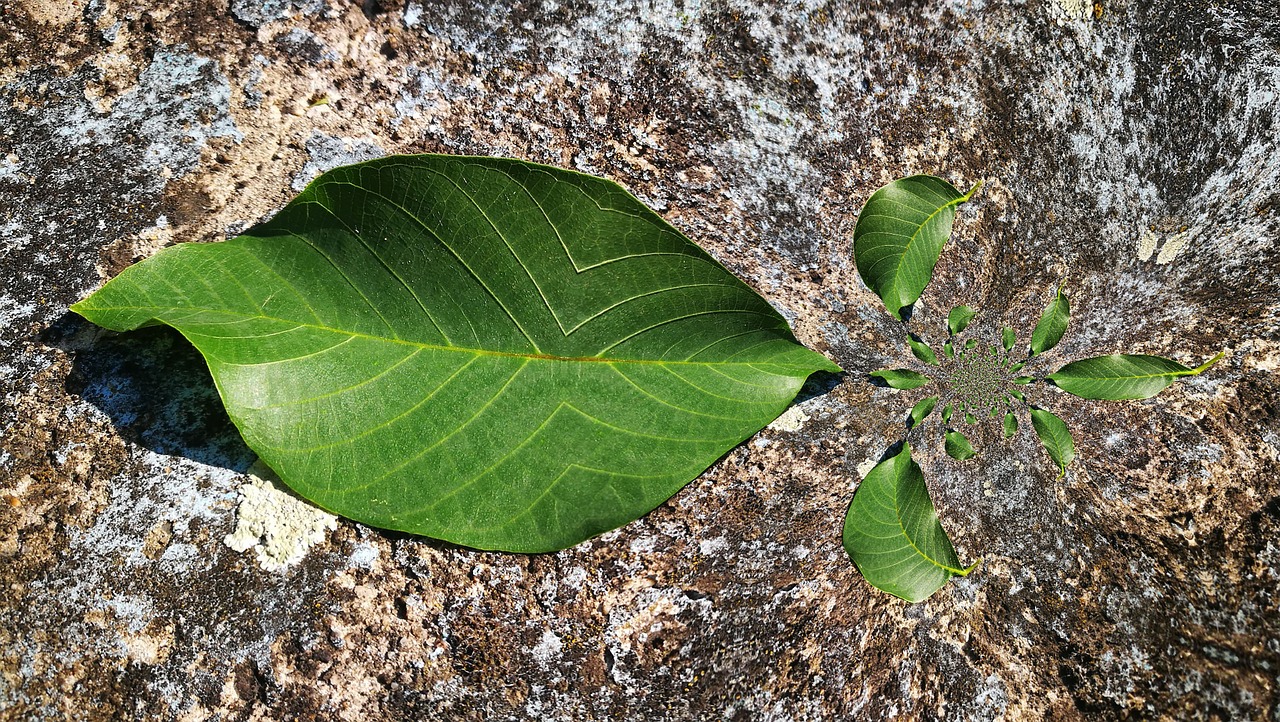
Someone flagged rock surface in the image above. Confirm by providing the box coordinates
[2,0,1279,719]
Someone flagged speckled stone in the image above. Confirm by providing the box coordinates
[2,1,1279,720]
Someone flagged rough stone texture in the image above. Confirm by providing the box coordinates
[2,0,1279,719]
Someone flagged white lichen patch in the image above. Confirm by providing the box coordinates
[1050,0,1094,23]
[768,404,811,432]
[224,461,337,571]
[856,456,879,480]
[1155,230,1192,265]
[1136,229,1159,261]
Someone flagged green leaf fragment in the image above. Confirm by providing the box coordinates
[944,430,977,460]
[871,369,932,390]
[908,335,940,366]
[909,396,939,428]
[948,305,977,335]
[964,412,977,425]
[1030,408,1075,477]
[1008,362,1025,373]
[964,339,979,349]
[853,176,980,321]
[1047,352,1224,401]
[843,443,977,602]
[941,403,954,423]
[71,154,839,553]
[1002,326,1016,351]
[1013,376,1033,384]
[1030,287,1070,356]
[1008,389,1026,402]
[943,340,955,359]
[1003,412,1018,438]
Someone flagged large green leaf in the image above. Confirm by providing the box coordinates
[947,305,977,335]
[870,368,931,390]
[907,334,939,366]
[1030,408,1074,477]
[72,155,839,553]
[853,176,979,320]
[843,443,976,602]
[908,395,939,428]
[944,430,976,461]
[1047,352,1223,400]
[1030,287,1069,356]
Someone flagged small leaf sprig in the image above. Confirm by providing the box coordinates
[844,175,1222,603]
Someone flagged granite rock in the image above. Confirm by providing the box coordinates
[2,0,1279,719]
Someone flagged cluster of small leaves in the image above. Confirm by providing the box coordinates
[845,175,1222,602]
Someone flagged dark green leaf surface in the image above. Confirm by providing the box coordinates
[945,430,976,460]
[1047,352,1223,400]
[71,155,838,552]
[853,176,979,320]
[941,403,954,423]
[1030,287,1070,356]
[908,335,940,366]
[843,443,976,602]
[1030,408,1075,477]
[1003,412,1018,438]
[1002,326,1016,351]
[948,306,977,335]
[909,396,939,428]
[943,340,955,359]
[871,369,931,390]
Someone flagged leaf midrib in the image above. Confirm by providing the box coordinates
[75,303,804,368]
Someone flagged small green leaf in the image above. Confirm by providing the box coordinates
[964,339,979,349]
[1003,412,1018,438]
[944,430,977,460]
[1030,408,1075,477]
[941,403,954,423]
[1013,376,1033,384]
[909,395,939,428]
[943,340,955,359]
[948,306,977,335]
[1008,362,1025,373]
[1008,389,1026,402]
[71,154,839,553]
[871,369,931,390]
[1047,352,1224,401]
[844,443,976,602]
[1030,287,1070,356]
[908,335,940,366]
[1002,326,1016,351]
[853,176,980,320]
[964,412,977,425]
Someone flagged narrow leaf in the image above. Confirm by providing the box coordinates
[1009,389,1026,402]
[1003,412,1018,438]
[964,412,977,425]
[1013,376,1033,384]
[941,403,954,423]
[844,443,976,602]
[1047,352,1224,401]
[1002,326,1016,351]
[1030,408,1075,477]
[71,155,839,553]
[948,306,977,335]
[964,339,979,349]
[945,431,976,460]
[908,335,940,366]
[908,396,939,428]
[943,340,955,359]
[853,176,979,320]
[871,369,931,390]
[1009,362,1025,373]
[1030,287,1070,356]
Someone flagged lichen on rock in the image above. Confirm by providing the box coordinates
[223,461,338,572]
